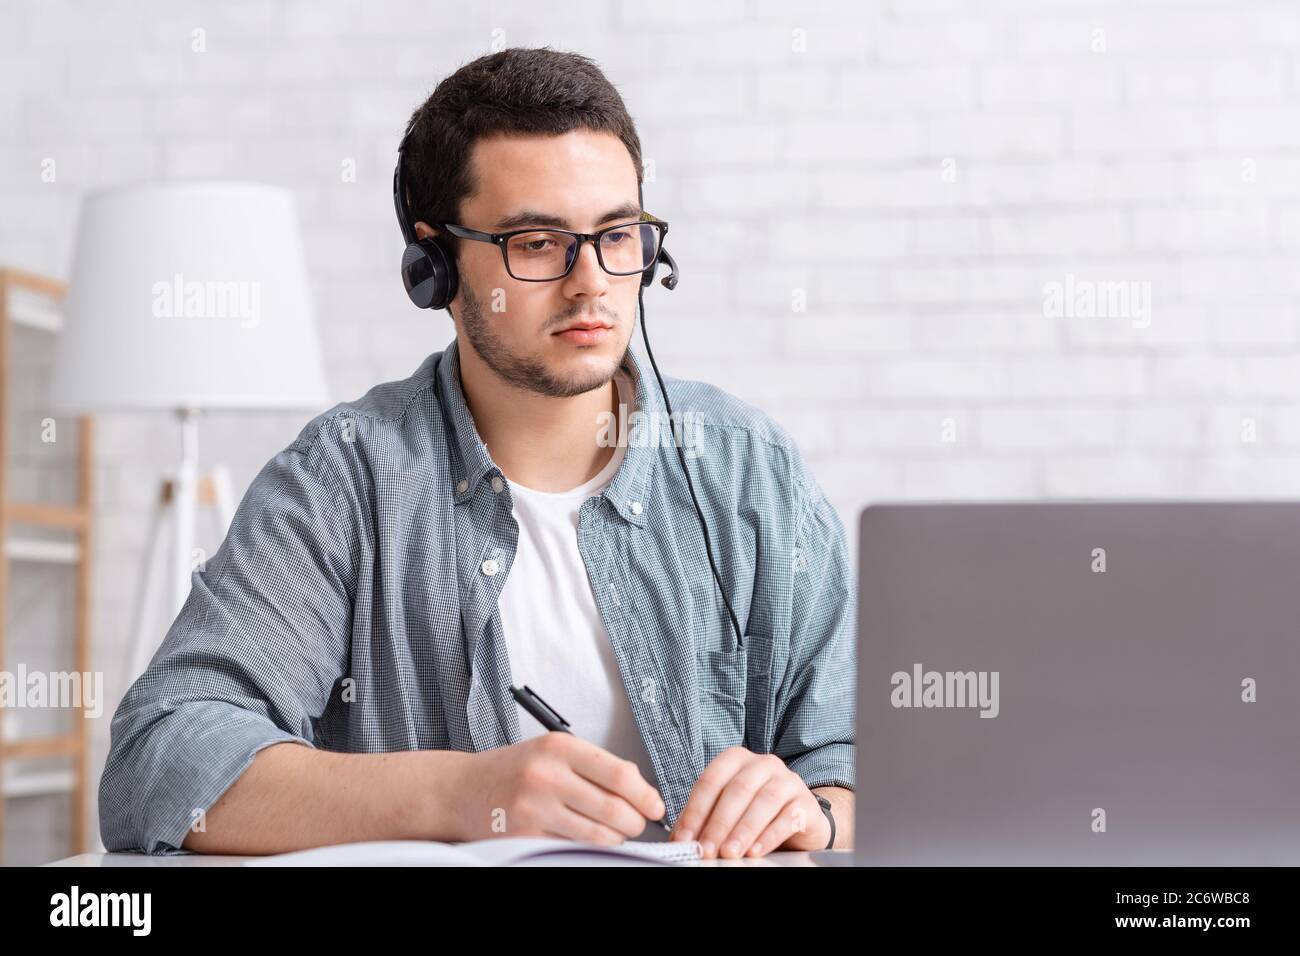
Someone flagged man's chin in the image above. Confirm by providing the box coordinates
[543,339,625,394]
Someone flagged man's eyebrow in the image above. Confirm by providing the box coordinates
[493,203,643,231]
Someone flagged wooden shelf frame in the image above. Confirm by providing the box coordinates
[0,266,95,860]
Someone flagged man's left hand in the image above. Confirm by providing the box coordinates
[667,747,829,858]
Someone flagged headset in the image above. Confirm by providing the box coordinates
[393,121,744,650]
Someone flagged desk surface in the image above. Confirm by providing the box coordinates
[49,849,847,868]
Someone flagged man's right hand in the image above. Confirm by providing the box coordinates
[453,732,666,844]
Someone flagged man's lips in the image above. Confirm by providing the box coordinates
[555,325,611,345]
[554,319,613,333]
[553,317,613,343]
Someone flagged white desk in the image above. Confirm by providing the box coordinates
[49,849,847,867]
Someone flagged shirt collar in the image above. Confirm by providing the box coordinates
[434,336,660,527]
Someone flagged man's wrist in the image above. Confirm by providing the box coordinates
[775,787,835,851]
[408,749,474,842]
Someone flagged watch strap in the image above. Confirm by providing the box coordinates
[813,793,836,850]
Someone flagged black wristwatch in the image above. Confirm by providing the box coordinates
[813,793,836,850]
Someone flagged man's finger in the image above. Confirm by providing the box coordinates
[564,735,665,823]
[719,772,803,858]
[559,769,652,839]
[670,746,752,842]
[748,796,806,857]
[695,754,789,858]
[541,807,631,847]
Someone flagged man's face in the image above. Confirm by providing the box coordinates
[423,129,643,399]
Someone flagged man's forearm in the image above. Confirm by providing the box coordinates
[182,742,474,854]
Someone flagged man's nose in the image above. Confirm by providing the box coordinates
[564,239,610,293]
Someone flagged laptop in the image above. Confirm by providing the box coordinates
[821,501,1300,866]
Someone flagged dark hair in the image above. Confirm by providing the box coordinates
[401,47,644,257]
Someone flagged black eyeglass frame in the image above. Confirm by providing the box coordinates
[436,213,669,282]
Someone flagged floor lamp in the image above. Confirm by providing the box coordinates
[127,409,237,684]
[49,182,329,691]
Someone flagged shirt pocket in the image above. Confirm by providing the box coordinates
[695,635,774,760]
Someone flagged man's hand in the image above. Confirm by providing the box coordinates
[455,732,666,844]
[667,746,830,858]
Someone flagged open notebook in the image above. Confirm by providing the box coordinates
[243,837,703,867]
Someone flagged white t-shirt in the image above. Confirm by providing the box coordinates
[496,369,660,792]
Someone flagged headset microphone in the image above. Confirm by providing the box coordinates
[394,124,744,650]
[656,249,679,290]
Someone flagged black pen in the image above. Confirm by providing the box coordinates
[510,684,672,832]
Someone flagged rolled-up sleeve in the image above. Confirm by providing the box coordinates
[98,435,357,854]
[773,468,856,793]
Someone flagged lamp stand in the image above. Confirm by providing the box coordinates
[124,408,235,686]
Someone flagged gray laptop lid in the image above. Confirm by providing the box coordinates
[853,501,1300,865]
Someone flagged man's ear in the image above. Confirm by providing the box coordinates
[414,221,437,241]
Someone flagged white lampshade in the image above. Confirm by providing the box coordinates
[51,182,328,413]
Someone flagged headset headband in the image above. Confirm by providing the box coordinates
[392,123,418,247]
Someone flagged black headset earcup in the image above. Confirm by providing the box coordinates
[401,238,458,310]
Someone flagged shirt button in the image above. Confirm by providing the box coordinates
[481,558,499,577]
[491,476,505,493]
[456,479,469,494]
[630,501,643,515]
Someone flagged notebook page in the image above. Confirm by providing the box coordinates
[460,836,702,866]
[611,840,703,863]
[243,836,704,866]
[243,841,479,866]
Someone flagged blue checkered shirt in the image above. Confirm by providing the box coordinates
[99,337,856,853]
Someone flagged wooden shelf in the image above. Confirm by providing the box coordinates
[6,536,80,564]
[8,297,63,333]
[5,501,88,532]
[0,266,93,856]
[3,769,76,799]
[2,733,83,761]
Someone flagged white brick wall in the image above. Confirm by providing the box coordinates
[3,0,1299,861]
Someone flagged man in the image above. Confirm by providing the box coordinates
[99,47,855,860]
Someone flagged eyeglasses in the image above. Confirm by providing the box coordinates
[438,212,668,282]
